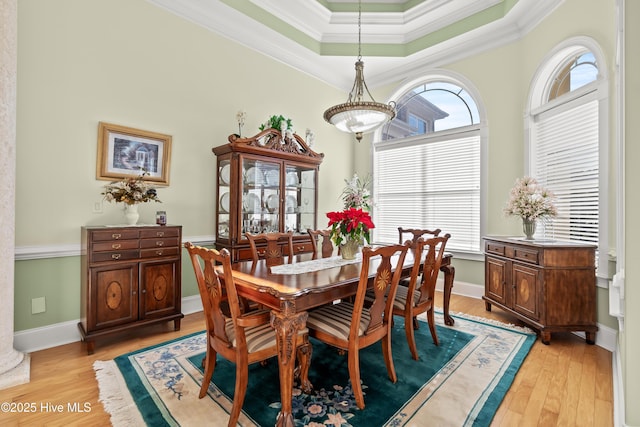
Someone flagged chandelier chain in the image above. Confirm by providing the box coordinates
[358,0,362,60]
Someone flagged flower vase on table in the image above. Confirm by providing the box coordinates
[124,204,140,225]
[340,238,360,260]
[522,218,536,240]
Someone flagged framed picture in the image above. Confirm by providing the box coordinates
[97,122,172,185]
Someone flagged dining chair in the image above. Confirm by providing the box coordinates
[184,242,312,427]
[245,231,294,267]
[305,243,410,410]
[398,227,441,244]
[394,234,450,360]
[307,229,336,259]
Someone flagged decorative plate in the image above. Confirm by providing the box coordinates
[243,193,262,213]
[245,167,264,185]
[285,195,297,213]
[219,163,230,185]
[286,171,299,187]
[266,169,280,186]
[220,192,230,213]
[266,194,279,212]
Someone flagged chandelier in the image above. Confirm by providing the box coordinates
[323,0,396,142]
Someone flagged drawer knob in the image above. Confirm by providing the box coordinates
[111,233,121,239]
[156,232,165,237]
[112,243,121,249]
[156,250,164,256]
[156,241,164,247]
[111,254,121,260]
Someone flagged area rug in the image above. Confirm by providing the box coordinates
[94,311,535,427]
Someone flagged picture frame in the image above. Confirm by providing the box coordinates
[97,122,172,185]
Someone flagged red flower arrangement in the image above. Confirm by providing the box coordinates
[326,207,375,247]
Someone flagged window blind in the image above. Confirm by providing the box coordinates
[372,132,481,252]
[532,99,599,245]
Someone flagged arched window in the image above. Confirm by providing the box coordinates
[372,74,484,253]
[527,38,608,279]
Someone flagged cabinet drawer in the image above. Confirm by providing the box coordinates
[91,229,140,241]
[140,228,180,239]
[141,247,180,258]
[485,242,505,256]
[92,250,139,262]
[93,240,139,252]
[513,247,539,264]
[291,242,313,255]
[140,237,180,249]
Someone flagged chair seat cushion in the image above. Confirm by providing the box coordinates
[224,313,308,354]
[306,302,370,340]
[393,285,422,311]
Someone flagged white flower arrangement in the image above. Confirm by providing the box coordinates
[504,176,557,220]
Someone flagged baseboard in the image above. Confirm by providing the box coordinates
[13,295,204,354]
[13,283,617,355]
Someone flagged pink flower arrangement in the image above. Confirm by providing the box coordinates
[327,207,375,247]
[504,176,557,220]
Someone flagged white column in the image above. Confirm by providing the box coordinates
[0,0,30,389]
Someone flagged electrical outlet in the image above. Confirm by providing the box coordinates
[31,297,46,314]
[93,201,103,214]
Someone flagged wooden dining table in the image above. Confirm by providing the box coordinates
[227,249,455,427]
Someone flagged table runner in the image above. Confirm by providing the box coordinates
[270,254,362,274]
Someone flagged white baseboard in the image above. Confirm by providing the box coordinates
[14,282,617,354]
[13,295,204,354]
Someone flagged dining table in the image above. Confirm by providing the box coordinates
[226,248,455,427]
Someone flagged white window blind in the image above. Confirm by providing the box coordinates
[532,99,599,244]
[372,131,481,252]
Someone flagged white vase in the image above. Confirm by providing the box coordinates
[124,204,139,225]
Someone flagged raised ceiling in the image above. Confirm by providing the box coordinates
[148,0,563,90]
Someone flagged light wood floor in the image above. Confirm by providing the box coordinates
[0,292,613,426]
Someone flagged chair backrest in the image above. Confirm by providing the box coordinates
[184,242,239,346]
[398,227,441,245]
[409,234,450,305]
[352,243,410,337]
[245,232,294,267]
[307,229,335,259]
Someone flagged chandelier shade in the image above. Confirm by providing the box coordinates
[323,2,396,142]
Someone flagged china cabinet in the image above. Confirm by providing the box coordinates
[483,236,597,344]
[212,129,324,262]
[79,225,183,354]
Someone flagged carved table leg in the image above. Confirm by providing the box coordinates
[440,262,456,326]
[271,302,308,427]
[541,330,551,345]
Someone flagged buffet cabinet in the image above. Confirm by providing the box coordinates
[213,129,324,262]
[483,236,597,345]
[79,225,183,354]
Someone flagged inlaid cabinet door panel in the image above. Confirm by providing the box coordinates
[90,263,138,330]
[139,259,180,319]
[485,257,508,306]
[512,263,539,321]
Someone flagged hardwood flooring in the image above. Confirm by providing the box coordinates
[0,292,613,426]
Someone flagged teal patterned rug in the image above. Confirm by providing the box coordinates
[94,311,535,426]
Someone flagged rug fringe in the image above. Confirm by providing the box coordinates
[93,360,145,427]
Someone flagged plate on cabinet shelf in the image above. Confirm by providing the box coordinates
[243,193,262,213]
[219,164,230,185]
[244,167,264,186]
[286,171,299,187]
[285,195,297,213]
[266,194,279,212]
[219,192,230,213]
[265,169,279,186]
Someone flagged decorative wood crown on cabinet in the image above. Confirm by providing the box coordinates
[213,129,324,262]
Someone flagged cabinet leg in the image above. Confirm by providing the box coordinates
[174,319,181,331]
[484,301,492,312]
[585,331,596,345]
[540,331,551,345]
[86,340,95,355]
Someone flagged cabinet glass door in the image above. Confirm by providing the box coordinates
[284,164,316,235]
[217,158,231,240]
[241,157,281,238]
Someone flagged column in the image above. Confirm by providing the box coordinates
[0,0,30,389]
